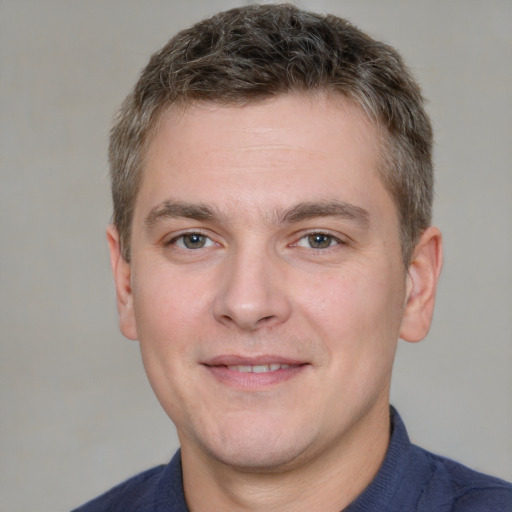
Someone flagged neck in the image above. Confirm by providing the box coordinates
[180,402,391,512]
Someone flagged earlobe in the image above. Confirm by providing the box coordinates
[106,225,138,341]
[399,226,443,343]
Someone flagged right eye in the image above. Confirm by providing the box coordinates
[169,233,216,249]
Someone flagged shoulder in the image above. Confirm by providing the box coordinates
[416,447,512,512]
[73,466,165,512]
[70,451,188,511]
[355,409,512,512]
[71,465,166,512]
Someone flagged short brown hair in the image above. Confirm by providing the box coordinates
[109,3,433,264]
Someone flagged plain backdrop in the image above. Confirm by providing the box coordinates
[1,1,511,510]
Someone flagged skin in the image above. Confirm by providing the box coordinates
[108,93,443,511]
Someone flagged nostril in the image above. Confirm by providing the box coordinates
[253,315,278,329]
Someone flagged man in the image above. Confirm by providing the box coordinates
[74,4,512,511]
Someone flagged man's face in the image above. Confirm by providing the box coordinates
[113,94,415,471]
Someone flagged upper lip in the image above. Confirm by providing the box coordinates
[203,355,306,366]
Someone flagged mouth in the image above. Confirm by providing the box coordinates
[226,363,295,373]
[202,356,308,389]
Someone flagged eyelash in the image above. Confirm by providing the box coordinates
[165,231,344,251]
[293,232,344,250]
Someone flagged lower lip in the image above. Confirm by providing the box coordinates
[203,364,307,389]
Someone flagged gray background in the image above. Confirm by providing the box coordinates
[1,1,511,510]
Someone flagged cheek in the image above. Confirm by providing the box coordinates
[133,262,209,325]
[298,264,406,350]
[131,269,206,368]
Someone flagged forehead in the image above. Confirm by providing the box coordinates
[137,93,392,222]
[152,93,381,153]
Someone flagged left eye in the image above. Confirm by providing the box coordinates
[296,233,340,249]
[172,233,215,249]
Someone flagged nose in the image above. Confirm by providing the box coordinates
[212,246,292,331]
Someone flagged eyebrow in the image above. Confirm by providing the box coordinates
[144,201,217,229]
[276,200,370,226]
[144,199,370,229]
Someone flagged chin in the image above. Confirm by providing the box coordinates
[207,442,309,473]
[188,418,317,473]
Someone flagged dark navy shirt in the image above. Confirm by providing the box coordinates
[72,408,512,511]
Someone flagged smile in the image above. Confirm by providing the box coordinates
[203,357,307,389]
[227,364,292,373]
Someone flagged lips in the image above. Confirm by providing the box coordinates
[202,355,307,388]
[204,354,304,368]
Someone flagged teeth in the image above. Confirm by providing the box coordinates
[227,364,293,373]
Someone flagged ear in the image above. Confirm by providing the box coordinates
[399,226,443,343]
[106,225,138,340]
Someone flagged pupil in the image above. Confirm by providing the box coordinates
[309,234,330,248]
